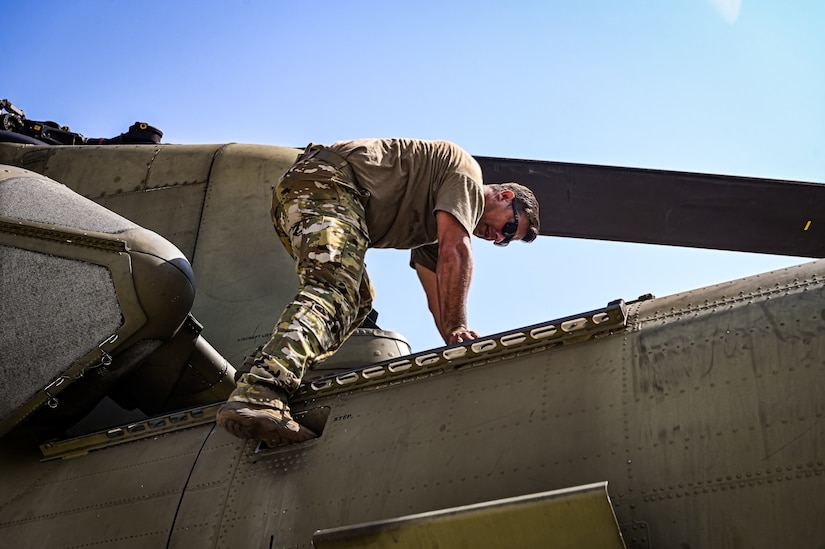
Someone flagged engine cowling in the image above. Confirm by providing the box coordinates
[0,165,232,437]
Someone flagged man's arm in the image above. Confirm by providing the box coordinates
[433,210,480,345]
[414,261,443,337]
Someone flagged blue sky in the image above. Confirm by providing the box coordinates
[4,1,824,352]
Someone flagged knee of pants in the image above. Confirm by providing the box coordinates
[295,284,365,346]
[295,220,369,303]
[353,273,375,327]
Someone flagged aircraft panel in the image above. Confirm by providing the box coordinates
[0,144,220,197]
[2,145,159,196]
[0,432,45,516]
[0,144,222,262]
[0,424,212,547]
[189,144,301,366]
[622,476,825,548]
[312,482,625,548]
[94,183,207,261]
[167,427,246,548]
[621,260,825,546]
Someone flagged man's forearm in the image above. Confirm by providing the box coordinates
[436,240,473,338]
[433,210,480,345]
[414,262,444,337]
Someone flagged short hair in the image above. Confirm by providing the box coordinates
[488,182,540,243]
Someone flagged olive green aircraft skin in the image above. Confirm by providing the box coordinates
[1,141,825,548]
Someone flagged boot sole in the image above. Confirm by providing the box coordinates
[216,402,317,446]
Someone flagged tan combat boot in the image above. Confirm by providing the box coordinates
[216,381,316,446]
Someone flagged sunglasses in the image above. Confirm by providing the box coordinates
[494,199,519,247]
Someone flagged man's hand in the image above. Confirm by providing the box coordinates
[445,326,480,345]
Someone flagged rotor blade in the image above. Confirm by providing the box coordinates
[476,156,825,258]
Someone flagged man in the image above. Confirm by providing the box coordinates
[216,138,540,445]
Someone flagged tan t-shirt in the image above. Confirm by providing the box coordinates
[329,138,484,250]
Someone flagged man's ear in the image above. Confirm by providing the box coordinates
[498,189,515,202]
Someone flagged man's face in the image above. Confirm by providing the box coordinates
[473,191,525,246]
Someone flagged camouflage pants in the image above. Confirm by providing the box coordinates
[234,158,373,403]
